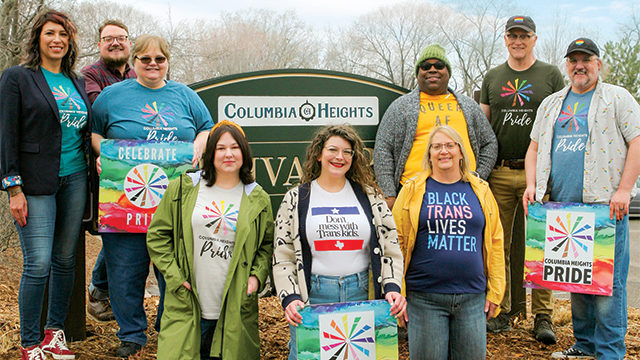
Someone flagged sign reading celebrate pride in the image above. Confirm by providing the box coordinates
[98,139,193,233]
[524,202,615,296]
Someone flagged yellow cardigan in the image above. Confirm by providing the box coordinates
[392,172,506,315]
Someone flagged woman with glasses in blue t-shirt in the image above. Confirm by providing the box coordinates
[392,125,505,360]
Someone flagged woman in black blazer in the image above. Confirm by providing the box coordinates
[0,10,91,360]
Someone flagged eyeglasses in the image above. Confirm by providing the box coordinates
[566,56,597,65]
[135,55,167,64]
[100,35,129,44]
[506,33,534,41]
[430,142,458,151]
[324,146,354,159]
[419,61,447,71]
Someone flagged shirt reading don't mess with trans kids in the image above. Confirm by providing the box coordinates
[305,180,371,276]
[92,79,212,141]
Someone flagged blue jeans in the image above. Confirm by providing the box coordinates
[407,291,486,360]
[571,215,629,360]
[88,248,109,300]
[102,233,150,346]
[287,270,369,360]
[200,318,221,360]
[14,171,87,347]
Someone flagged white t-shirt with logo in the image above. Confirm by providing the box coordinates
[192,182,243,319]
[305,180,371,276]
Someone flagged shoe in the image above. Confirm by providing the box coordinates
[551,346,595,359]
[116,341,142,358]
[87,292,115,322]
[41,329,74,359]
[486,312,511,333]
[21,344,47,360]
[533,313,557,345]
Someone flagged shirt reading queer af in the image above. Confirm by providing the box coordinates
[192,182,243,320]
[306,180,371,276]
[406,178,486,293]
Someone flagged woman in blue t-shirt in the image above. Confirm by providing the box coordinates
[272,124,407,360]
[0,10,90,360]
[90,34,213,357]
[392,125,506,360]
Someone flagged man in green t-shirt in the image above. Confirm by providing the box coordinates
[480,15,564,345]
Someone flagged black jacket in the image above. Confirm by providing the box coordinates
[0,65,92,195]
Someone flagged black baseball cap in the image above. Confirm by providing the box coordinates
[564,38,600,57]
[505,15,536,33]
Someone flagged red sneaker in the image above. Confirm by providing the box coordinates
[41,329,75,359]
[21,344,47,360]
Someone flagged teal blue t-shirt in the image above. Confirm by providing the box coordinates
[42,67,88,176]
[91,79,213,141]
[550,89,594,202]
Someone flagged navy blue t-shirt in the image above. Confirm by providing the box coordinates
[405,178,486,293]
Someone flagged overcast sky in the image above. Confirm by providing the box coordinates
[114,0,636,45]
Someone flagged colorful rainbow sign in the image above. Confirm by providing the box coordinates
[296,300,398,360]
[98,139,193,233]
[524,202,615,296]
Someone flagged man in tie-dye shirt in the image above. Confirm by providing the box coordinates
[524,37,640,360]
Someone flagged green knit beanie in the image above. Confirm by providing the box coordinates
[415,44,451,76]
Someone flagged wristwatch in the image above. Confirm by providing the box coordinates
[8,186,23,197]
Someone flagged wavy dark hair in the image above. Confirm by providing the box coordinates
[301,124,381,195]
[22,9,79,77]
[201,124,254,186]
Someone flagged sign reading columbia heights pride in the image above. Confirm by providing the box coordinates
[296,300,398,360]
[98,139,193,233]
[524,202,615,296]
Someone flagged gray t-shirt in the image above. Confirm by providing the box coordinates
[192,182,243,319]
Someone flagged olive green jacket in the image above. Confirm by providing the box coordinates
[147,170,274,359]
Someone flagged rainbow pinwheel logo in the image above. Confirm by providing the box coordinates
[123,164,169,209]
[52,86,82,110]
[545,211,594,260]
[558,102,588,132]
[142,101,175,126]
[202,200,238,235]
[501,79,533,106]
[319,311,376,360]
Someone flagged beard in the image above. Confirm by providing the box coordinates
[103,53,129,69]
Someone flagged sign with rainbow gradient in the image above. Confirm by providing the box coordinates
[296,300,398,360]
[98,139,193,233]
[524,202,615,296]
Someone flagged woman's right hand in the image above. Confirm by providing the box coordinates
[285,300,305,326]
[9,190,28,227]
[522,185,536,216]
[181,281,192,291]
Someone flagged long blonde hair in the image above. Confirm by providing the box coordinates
[422,125,472,182]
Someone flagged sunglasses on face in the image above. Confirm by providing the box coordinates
[419,61,446,71]
[134,55,167,64]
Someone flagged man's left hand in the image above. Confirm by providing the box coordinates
[609,189,631,221]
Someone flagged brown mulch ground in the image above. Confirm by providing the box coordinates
[0,233,639,359]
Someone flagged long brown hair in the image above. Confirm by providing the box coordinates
[22,9,79,77]
[201,123,254,187]
[301,124,381,195]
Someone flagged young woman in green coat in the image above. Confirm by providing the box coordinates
[147,121,274,359]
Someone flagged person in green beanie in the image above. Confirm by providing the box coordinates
[373,43,497,210]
